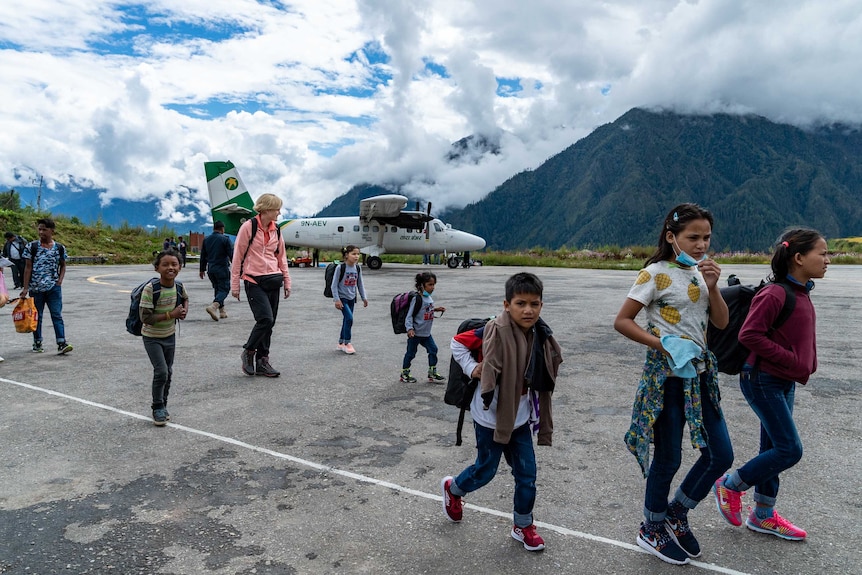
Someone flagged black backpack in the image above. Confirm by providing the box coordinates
[707,278,795,375]
[28,240,65,263]
[445,317,492,445]
[126,278,186,336]
[323,262,362,298]
[390,291,422,334]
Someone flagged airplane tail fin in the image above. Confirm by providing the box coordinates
[204,161,256,235]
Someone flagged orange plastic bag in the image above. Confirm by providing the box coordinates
[12,297,38,333]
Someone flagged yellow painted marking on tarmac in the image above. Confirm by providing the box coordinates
[1,375,753,575]
[87,272,140,292]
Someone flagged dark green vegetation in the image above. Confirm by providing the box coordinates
[1,193,172,264]
[318,108,862,252]
[445,109,862,251]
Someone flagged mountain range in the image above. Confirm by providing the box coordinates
[19,108,862,251]
[441,108,862,251]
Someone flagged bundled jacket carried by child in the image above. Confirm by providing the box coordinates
[479,312,562,446]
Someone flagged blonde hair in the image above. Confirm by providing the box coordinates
[253,193,283,213]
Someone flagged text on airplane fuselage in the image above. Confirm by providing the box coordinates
[301,220,327,227]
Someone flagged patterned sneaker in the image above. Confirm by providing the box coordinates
[343,343,356,354]
[153,408,168,427]
[32,342,44,353]
[440,476,462,522]
[428,367,446,383]
[400,369,417,383]
[511,524,545,552]
[57,342,73,355]
[745,509,807,540]
[637,521,689,565]
[665,513,702,558]
[713,474,744,527]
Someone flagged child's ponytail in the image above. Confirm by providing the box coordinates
[414,271,436,291]
[769,228,824,283]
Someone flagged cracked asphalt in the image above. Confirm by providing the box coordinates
[1,262,860,575]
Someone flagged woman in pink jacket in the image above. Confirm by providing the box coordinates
[231,193,292,378]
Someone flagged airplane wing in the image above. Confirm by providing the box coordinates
[213,202,255,215]
[360,194,433,228]
[359,195,408,222]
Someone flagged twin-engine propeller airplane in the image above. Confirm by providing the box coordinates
[204,161,486,270]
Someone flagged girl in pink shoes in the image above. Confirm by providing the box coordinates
[713,228,829,541]
[331,245,367,354]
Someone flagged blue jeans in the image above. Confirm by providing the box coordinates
[451,422,537,527]
[338,298,355,343]
[207,269,230,306]
[32,285,66,344]
[402,335,438,369]
[644,374,734,521]
[734,368,802,506]
[143,334,175,410]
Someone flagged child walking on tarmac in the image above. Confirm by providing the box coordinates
[332,245,368,354]
[400,271,446,383]
[712,228,829,541]
[614,203,732,566]
[442,272,562,552]
[140,248,188,426]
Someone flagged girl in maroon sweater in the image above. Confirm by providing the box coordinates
[713,228,829,541]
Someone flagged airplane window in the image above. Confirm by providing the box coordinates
[434,223,443,232]
[406,228,413,233]
[338,226,344,232]
[372,226,379,232]
[363,225,369,232]
[353,225,360,232]
[390,226,398,233]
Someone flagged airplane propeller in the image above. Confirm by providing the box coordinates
[426,201,432,240]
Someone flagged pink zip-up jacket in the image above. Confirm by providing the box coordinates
[230,215,291,293]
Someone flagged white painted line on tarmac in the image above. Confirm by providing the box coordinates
[2,376,752,575]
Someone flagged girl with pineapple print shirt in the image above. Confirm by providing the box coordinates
[613,203,731,566]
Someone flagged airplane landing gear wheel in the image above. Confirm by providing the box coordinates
[447,256,461,269]
[367,256,382,270]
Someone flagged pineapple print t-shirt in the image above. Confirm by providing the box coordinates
[626,260,709,349]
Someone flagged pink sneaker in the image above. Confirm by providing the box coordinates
[441,476,462,522]
[713,474,744,527]
[511,524,545,551]
[746,509,807,540]
[343,343,356,354]
[337,343,346,352]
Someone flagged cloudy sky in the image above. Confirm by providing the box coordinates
[1,0,860,223]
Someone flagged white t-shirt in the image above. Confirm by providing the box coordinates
[626,260,710,349]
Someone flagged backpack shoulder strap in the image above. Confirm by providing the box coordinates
[770,282,796,332]
[338,262,346,283]
[240,218,258,277]
[151,278,163,305]
[30,241,39,262]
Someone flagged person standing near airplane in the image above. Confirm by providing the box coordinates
[231,194,291,378]
[199,220,232,321]
[331,245,368,354]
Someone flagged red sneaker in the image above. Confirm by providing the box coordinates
[441,476,462,522]
[746,509,807,540]
[713,474,744,527]
[511,524,545,551]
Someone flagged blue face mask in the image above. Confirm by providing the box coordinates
[673,237,706,267]
[422,290,431,297]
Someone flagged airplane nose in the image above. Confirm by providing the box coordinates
[456,232,486,251]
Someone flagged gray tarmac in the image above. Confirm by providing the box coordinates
[1,262,860,575]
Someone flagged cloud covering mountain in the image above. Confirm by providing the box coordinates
[2,1,861,225]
